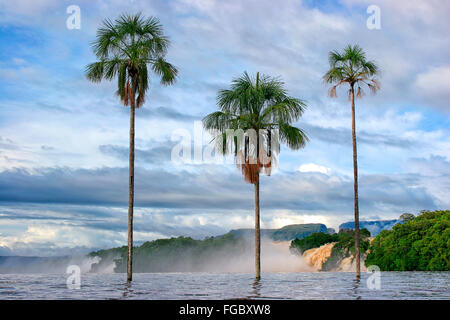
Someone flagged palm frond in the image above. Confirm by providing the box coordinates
[136,62,148,107]
[103,57,122,80]
[93,18,125,59]
[152,57,178,85]
[328,49,344,67]
[261,97,306,124]
[323,67,344,84]
[279,123,309,150]
[203,111,235,131]
[117,61,127,98]
[85,61,105,82]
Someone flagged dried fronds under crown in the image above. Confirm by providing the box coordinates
[236,148,275,184]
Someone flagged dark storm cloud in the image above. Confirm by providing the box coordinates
[0,203,115,221]
[137,106,201,121]
[0,136,19,151]
[0,167,248,208]
[40,145,54,151]
[0,246,13,256]
[99,143,175,164]
[0,203,228,241]
[0,166,439,214]
[302,123,416,148]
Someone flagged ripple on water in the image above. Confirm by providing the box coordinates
[0,272,448,300]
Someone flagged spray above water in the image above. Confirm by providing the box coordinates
[190,239,315,273]
[0,255,115,274]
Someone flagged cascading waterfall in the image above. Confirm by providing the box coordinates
[302,243,335,271]
[300,242,368,272]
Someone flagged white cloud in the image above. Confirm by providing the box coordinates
[297,163,331,174]
[414,66,450,110]
[0,0,59,16]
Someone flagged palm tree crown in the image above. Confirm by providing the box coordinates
[323,44,379,98]
[203,71,308,183]
[85,13,178,106]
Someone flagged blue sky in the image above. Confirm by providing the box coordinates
[0,0,449,256]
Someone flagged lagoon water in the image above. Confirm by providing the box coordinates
[0,272,449,300]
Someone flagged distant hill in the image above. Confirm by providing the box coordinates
[339,219,400,236]
[227,223,330,241]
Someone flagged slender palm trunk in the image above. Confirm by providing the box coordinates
[254,172,261,280]
[127,101,135,282]
[350,84,360,279]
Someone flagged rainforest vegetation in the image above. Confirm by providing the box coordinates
[365,210,449,271]
[290,232,340,253]
[89,233,244,273]
[289,210,449,271]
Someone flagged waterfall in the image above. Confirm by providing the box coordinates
[301,242,368,272]
[302,242,336,271]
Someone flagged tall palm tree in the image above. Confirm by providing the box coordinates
[323,44,379,279]
[85,13,178,282]
[203,72,308,279]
